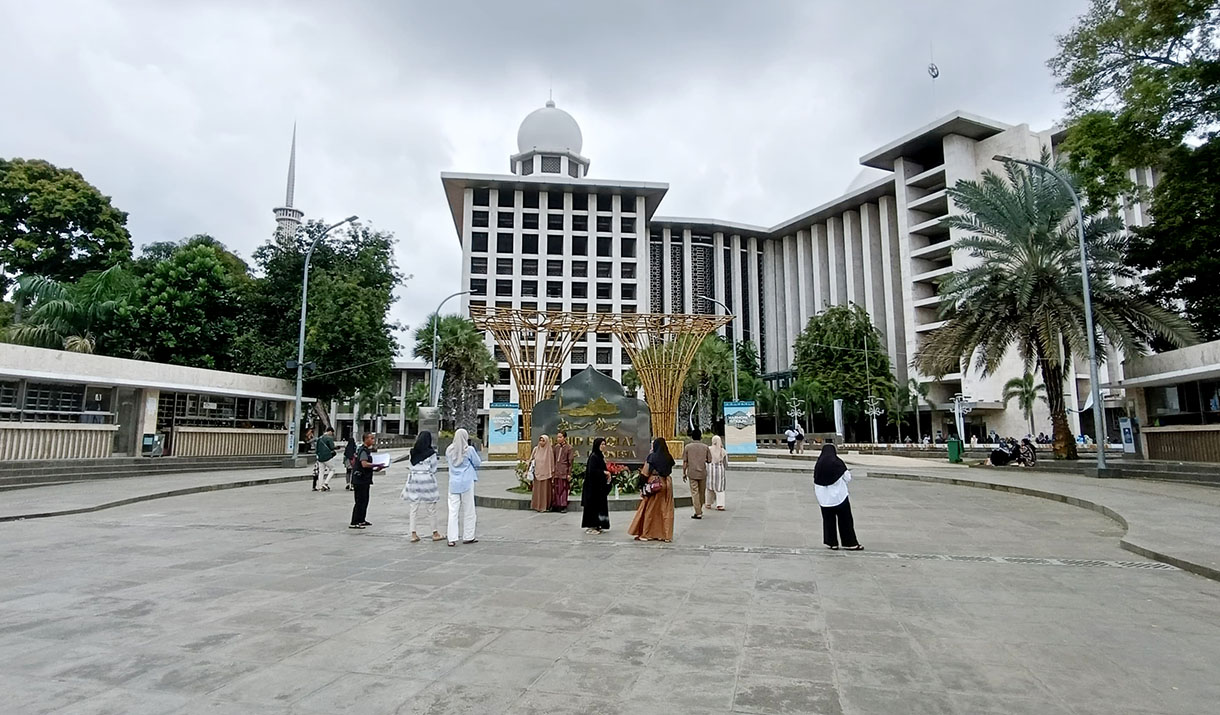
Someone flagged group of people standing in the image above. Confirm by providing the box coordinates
[399,428,482,546]
[528,432,574,513]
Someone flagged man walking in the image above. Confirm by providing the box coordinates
[682,428,711,520]
[315,427,338,492]
[350,432,384,529]
[552,430,574,513]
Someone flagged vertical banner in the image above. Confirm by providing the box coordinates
[486,402,519,458]
[723,401,757,457]
[833,399,845,439]
[1119,417,1136,454]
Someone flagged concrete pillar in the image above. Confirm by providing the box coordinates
[713,231,726,334]
[681,228,692,314]
[747,236,762,364]
[730,234,745,343]
[811,223,829,313]
[782,235,799,368]
[843,210,862,307]
[878,195,905,383]
[661,226,673,314]
[827,215,846,306]
[860,203,884,338]
[795,228,811,329]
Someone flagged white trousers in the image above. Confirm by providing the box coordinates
[409,500,439,535]
[705,488,725,509]
[447,489,476,542]
[318,458,335,487]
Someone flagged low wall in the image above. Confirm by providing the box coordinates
[0,423,118,460]
[171,427,288,457]
[1144,426,1220,463]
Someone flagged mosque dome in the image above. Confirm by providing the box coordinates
[517,100,583,155]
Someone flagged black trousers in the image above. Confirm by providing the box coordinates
[820,497,859,548]
[788,440,796,454]
[351,484,370,525]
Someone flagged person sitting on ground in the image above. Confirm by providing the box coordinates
[1017,438,1037,468]
[984,439,1016,467]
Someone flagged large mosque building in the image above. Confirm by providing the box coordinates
[439,102,1152,440]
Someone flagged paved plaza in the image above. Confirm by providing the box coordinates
[3,460,1220,714]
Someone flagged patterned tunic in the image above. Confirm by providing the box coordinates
[404,454,440,503]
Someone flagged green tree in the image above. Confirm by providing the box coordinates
[908,378,931,445]
[401,381,430,433]
[621,368,641,397]
[0,158,132,294]
[6,265,134,353]
[683,335,734,431]
[735,339,761,377]
[913,154,1195,459]
[886,388,911,443]
[412,314,496,431]
[134,235,249,282]
[1002,372,1048,438]
[793,304,896,427]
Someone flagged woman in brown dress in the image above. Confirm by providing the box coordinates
[628,437,675,542]
[529,434,555,512]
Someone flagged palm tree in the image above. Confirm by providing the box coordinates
[401,381,429,433]
[886,389,911,443]
[913,151,1195,458]
[908,378,930,444]
[354,383,395,434]
[6,265,134,353]
[412,314,496,431]
[621,368,641,398]
[684,336,733,431]
[1002,372,1047,438]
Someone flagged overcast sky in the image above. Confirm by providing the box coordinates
[1,0,1087,353]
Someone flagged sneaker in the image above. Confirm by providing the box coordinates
[691,514,702,520]
[359,521,372,527]
[349,524,365,529]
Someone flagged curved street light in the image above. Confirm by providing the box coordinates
[429,290,472,407]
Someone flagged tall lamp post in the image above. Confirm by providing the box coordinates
[994,154,1107,469]
[864,395,884,444]
[429,290,472,407]
[951,392,973,442]
[289,215,358,455]
[698,295,738,401]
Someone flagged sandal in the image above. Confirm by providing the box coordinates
[844,545,864,551]
[826,545,839,550]
[410,534,421,543]
[431,533,445,541]
[448,541,456,547]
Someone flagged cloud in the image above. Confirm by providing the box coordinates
[0,0,1088,354]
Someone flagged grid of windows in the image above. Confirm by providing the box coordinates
[757,251,766,369]
[649,242,663,311]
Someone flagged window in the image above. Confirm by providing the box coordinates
[621,263,636,279]
[621,349,632,364]
[497,212,514,228]
[596,216,613,233]
[622,304,636,314]
[472,211,489,228]
[596,303,612,313]
[621,284,636,300]
[547,191,565,210]
[497,190,514,208]
[495,280,512,297]
[597,332,611,343]
[572,261,588,277]
[547,259,563,276]
[520,159,533,175]
[572,236,588,255]
[493,389,511,404]
[621,239,637,258]
[496,300,512,309]
[597,283,612,300]
[546,302,562,311]
[522,259,538,276]
[523,191,539,209]
[521,301,537,312]
[596,262,612,278]
[473,189,490,206]
[495,233,513,253]
[496,257,513,274]
[521,280,537,297]
[572,193,588,211]
[572,214,588,232]
[493,346,506,363]
[523,213,539,230]
[620,217,636,234]
[596,237,612,257]
[547,213,564,231]
[471,232,488,252]
[470,278,487,295]
[568,162,580,178]
[596,347,612,364]
[621,194,636,213]
[546,282,563,298]
[541,155,562,173]
[547,235,563,254]
[499,368,511,385]
[573,283,587,299]
[572,303,587,312]
[597,193,614,212]
[522,234,538,254]
[470,257,487,274]
[469,300,486,313]
[572,347,587,363]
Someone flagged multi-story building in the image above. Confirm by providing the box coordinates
[441,103,1153,440]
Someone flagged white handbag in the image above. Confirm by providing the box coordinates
[526,460,536,482]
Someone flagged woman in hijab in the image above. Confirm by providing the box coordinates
[529,434,555,513]
[581,437,611,534]
[1017,438,1037,468]
[445,428,482,547]
[628,437,676,542]
[706,435,729,511]
[403,431,443,543]
[813,444,862,550]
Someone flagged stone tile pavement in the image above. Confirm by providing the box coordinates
[2,458,1219,714]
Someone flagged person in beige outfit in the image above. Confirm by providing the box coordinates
[682,428,711,519]
[530,435,555,512]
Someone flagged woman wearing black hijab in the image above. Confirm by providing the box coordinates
[813,444,861,550]
[581,438,611,534]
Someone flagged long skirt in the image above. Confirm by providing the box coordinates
[628,476,674,542]
[707,462,726,492]
[552,477,570,509]
[581,484,609,530]
[531,478,553,512]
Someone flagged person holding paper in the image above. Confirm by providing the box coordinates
[350,432,384,529]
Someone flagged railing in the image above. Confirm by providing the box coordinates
[0,423,118,460]
[1144,426,1220,463]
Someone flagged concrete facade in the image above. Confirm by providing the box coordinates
[1111,339,1220,461]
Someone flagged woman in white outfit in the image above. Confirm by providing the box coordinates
[705,435,728,510]
[445,428,482,547]
[403,431,443,543]
[813,444,862,550]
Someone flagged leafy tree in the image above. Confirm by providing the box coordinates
[6,265,134,353]
[683,335,734,430]
[412,314,496,431]
[793,304,896,426]
[735,339,761,377]
[1002,372,1048,438]
[401,381,430,433]
[0,158,132,294]
[621,368,641,397]
[233,220,403,404]
[134,235,249,281]
[913,155,1195,459]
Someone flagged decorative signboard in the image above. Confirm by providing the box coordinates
[531,367,651,463]
[487,402,520,458]
[723,400,757,458]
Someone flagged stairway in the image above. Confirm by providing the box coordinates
[0,454,308,492]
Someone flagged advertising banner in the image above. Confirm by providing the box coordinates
[487,402,519,457]
[723,401,757,457]
[833,399,845,438]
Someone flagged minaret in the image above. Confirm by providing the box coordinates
[273,124,304,236]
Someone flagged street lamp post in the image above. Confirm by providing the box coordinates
[698,295,738,402]
[429,290,472,408]
[289,215,358,456]
[864,395,884,444]
[786,396,805,431]
[951,392,973,442]
[994,154,1107,469]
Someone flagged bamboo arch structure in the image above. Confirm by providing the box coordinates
[472,307,732,443]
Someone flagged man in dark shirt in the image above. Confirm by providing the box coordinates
[315,427,338,491]
[350,432,384,529]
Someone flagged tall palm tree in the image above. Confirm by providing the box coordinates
[913,151,1195,458]
[6,265,133,353]
[621,368,641,398]
[908,378,930,444]
[684,336,733,431]
[886,389,911,443]
[412,314,496,431]
[1002,372,1047,438]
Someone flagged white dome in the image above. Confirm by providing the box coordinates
[517,100,583,154]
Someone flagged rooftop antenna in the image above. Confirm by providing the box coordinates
[927,43,940,117]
